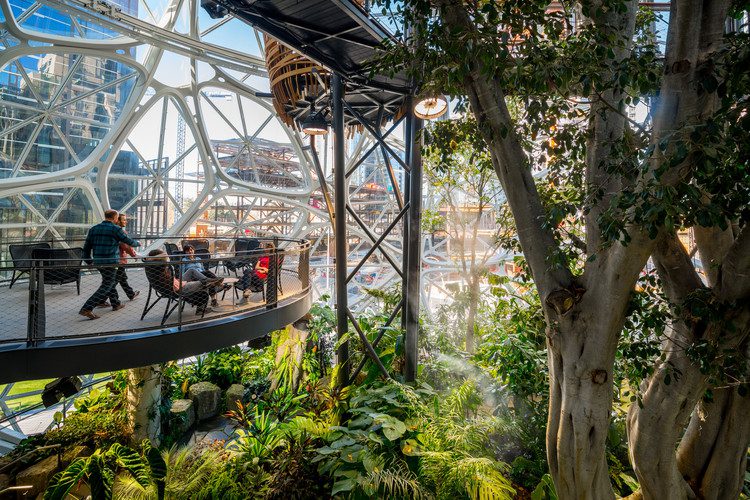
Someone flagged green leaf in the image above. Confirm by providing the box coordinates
[44,459,88,500]
[331,478,356,495]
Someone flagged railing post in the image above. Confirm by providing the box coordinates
[299,243,310,291]
[266,245,278,310]
[177,273,183,329]
[26,262,46,344]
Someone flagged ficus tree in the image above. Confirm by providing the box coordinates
[423,117,509,353]
[377,0,750,498]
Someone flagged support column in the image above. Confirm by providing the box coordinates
[401,97,413,330]
[404,109,423,382]
[333,73,349,387]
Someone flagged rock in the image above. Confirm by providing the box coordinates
[61,445,92,466]
[225,384,245,413]
[188,382,220,421]
[15,454,59,499]
[169,399,196,436]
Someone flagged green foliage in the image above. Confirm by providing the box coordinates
[45,441,161,500]
[530,474,557,500]
[164,346,273,392]
[43,403,131,450]
[113,444,226,500]
[308,380,514,499]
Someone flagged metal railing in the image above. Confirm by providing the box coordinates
[0,237,311,345]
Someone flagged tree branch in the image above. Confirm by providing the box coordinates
[717,225,750,302]
[436,0,573,303]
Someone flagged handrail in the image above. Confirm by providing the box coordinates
[0,237,311,345]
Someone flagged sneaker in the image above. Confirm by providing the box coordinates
[196,306,213,315]
[112,304,125,312]
[129,290,140,301]
[211,298,219,307]
[79,310,100,320]
[238,296,249,305]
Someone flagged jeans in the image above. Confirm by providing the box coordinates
[238,268,265,292]
[177,281,209,310]
[82,267,120,312]
[182,268,217,282]
[115,266,136,299]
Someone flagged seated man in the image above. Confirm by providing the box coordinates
[237,243,271,305]
[146,249,212,315]
[180,244,228,307]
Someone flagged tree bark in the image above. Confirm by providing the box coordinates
[628,232,750,499]
[677,384,750,500]
[126,365,162,445]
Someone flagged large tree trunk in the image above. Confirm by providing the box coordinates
[628,232,750,499]
[677,385,750,500]
[126,365,162,445]
[545,263,647,499]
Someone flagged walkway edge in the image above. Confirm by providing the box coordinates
[0,293,311,383]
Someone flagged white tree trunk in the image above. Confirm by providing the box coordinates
[126,365,162,445]
[678,386,750,500]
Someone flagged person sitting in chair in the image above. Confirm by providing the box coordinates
[237,242,271,305]
[146,249,212,315]
[180,244,228,306]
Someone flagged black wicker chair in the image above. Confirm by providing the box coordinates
[224,238,260,275]
[142,262,208,325]
[8,242,51,288]
[30,247,84,294]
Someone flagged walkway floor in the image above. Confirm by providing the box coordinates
[0,269,301,343]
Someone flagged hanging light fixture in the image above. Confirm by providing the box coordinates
[413,92,448,120]
[300,102,329,136]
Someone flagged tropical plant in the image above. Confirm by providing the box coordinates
[44,441,166,500]
[113,444,226,499]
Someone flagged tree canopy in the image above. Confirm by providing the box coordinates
[377,1,750,498]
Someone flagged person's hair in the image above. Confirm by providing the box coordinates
[104,209,118,220]
[183,244,194,252]
[146,249,168,262]
[118,213,127,221]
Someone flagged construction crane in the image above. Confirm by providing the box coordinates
[175,113,186,216]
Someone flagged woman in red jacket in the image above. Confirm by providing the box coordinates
[238,242,272,304]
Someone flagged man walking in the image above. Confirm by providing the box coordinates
[115,213,139,300]
[80,209,140,320]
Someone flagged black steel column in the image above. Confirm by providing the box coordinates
[401,97,413,330]
[333,73,349,387]
[404,110,423,382]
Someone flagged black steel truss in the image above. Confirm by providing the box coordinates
[308,74,422,385]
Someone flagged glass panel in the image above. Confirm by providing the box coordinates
[0,52,139,176]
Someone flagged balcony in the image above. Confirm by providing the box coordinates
[0,237,311,383]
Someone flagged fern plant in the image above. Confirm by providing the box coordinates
[112,445,225,499]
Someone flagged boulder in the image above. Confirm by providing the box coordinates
[225,384,245,413]
[61,445,92,466]
[188,382,220,421]
[15,454,59,499]
[169,399,196,436]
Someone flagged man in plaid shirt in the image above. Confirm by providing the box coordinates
[79,209,141,320]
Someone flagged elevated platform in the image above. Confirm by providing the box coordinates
[0,238,311,383]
